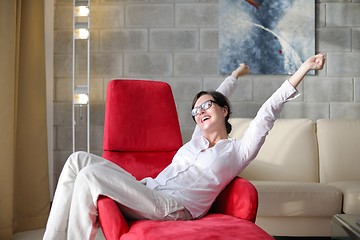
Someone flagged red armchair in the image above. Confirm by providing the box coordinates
[98,79,273,239]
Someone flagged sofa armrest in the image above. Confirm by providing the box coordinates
[211,177,258,223]
[98,195,129,239]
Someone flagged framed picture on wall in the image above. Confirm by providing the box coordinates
[219,0,315,75]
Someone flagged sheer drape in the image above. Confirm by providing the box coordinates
[0,0,50,239]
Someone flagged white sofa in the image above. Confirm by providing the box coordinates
[229,118,360,237]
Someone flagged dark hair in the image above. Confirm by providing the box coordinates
[191,91,232,134]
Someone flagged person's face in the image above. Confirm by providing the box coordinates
[193,94,228,133]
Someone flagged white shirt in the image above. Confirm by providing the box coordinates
[142,76,298,218]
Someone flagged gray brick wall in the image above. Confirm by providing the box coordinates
[53,0,360,186]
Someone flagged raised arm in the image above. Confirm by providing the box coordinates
[237,53,326,168]
[216,63,250,97]
[289,53,325,88]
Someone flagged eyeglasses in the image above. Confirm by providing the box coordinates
[191,100,217,117]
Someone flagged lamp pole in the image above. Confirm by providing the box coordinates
[72,0,90,153]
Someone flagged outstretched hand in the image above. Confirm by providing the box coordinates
[303,53,326,71]
[231,63,250,79]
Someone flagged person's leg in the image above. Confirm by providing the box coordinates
[43,151,111,240]
[66,162,189,240]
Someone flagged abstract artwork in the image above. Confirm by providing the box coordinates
[219,0,315,75]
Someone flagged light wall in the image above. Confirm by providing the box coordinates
[52,0,360,190]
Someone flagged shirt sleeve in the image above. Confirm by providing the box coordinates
[237,80,299,170]
[215,76,238,98]
[191,76,238,140]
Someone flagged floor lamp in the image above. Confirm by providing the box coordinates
[72,0,90,152]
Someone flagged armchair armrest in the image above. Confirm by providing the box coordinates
[210,177,258,223]
[98,195,129,239]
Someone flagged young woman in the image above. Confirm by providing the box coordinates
[43,53,325,240]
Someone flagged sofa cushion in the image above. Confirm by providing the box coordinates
[328,181,360,214]
[251,181,342,217]
[230,118,318,182]
[317,119,360,183]
[121,214,274,240]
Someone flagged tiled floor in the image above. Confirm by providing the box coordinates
[12,228,105,240]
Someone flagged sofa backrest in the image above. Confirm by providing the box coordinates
[229,118,319,182]
[317,119,360,183]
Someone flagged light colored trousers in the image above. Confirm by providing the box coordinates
[43,151,190,240]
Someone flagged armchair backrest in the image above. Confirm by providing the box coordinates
[102,79,183,180]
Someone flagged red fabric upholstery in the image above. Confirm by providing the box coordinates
[102,151,177,180]
[103,79,182,152]
[210,177,258,222]
[97,79,273,240]
[121,214,272,240]
[98,196,129,238]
